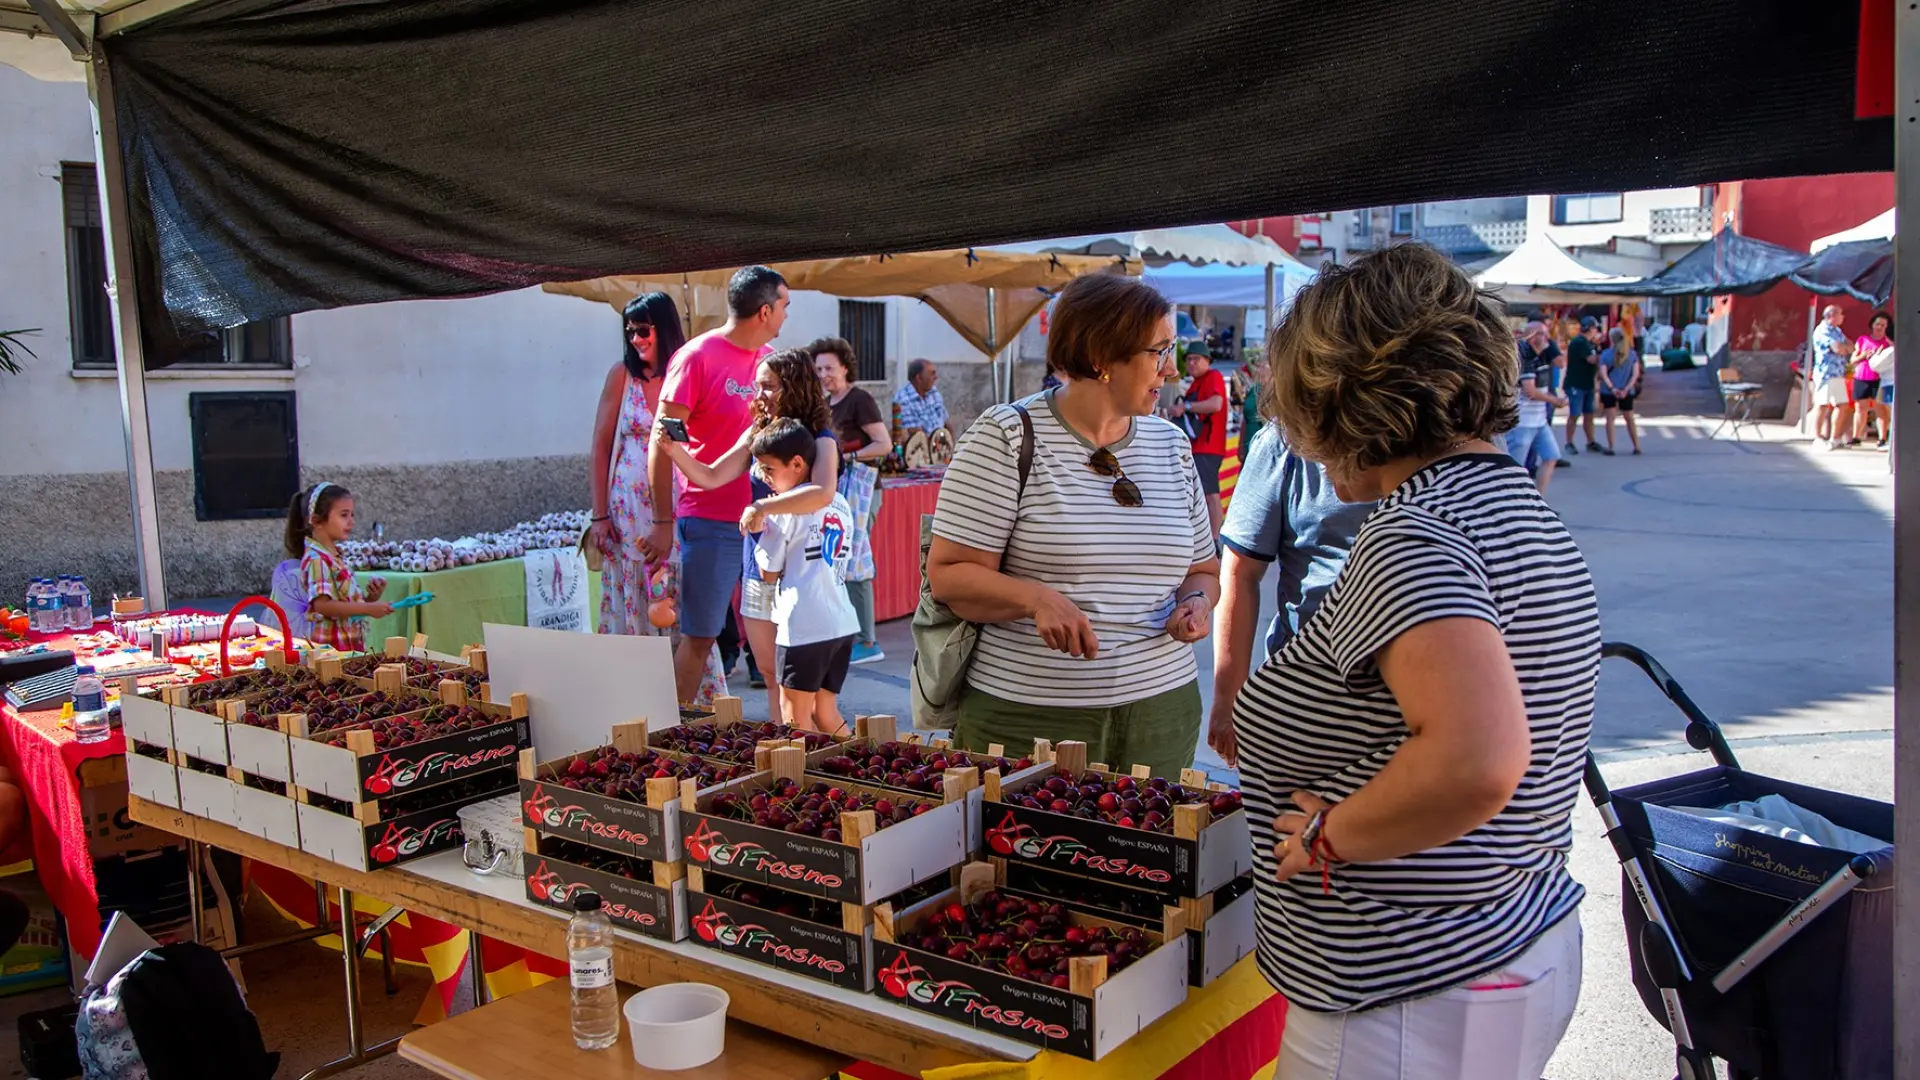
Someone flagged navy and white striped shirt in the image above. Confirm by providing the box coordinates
[1233,452,1597,1012]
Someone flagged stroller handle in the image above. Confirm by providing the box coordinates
[1601,642,1738,770]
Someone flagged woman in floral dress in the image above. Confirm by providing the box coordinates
[587,292,727,705]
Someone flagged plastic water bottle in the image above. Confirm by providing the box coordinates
[56,577,77,630]
[72,665,110,744]
[568,891,619,1049]
[32,580,55,633]
[71,576,92,629]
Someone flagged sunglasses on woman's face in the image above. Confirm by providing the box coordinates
[627,323,656,341]
[1086,447,1143,507]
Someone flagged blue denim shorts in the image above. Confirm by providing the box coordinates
[677,517,743,640]
[1564,387,1595,417]
[1505,424,1561,468]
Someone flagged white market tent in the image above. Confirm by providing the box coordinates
[992,223,1306,268]
[1812,207,1896,251]
[1141,259,1314,308]
[1473,235,1642,305]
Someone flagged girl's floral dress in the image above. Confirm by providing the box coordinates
[598,373,727,705]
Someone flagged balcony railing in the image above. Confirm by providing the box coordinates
[1650,205,1714,240]
[1416,220,1526,255]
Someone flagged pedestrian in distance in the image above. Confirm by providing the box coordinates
[1598,327,1643,455]
[1809,305,1855,450]
[1563,316,1605,456]
[1507,321,1567,494]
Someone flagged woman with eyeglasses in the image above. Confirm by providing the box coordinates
[587,292,727,702]
[927,273,1219,776]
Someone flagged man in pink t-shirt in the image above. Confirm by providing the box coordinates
[647,266,789,701]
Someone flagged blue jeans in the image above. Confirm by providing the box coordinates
[677,517,743,640]
[1505,425,1560,470]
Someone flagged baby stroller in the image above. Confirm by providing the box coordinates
[1585,643,1893,1080]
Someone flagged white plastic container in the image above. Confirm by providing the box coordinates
[623,983,729,1071]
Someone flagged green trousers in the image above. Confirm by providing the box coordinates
[953,681,1202,778]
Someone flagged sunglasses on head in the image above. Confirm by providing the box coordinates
[1086,447,1142,507]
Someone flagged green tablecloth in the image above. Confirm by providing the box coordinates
[354,559,602,655]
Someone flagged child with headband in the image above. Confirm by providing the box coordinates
[284,482,391,651]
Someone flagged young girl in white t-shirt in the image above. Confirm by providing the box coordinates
[751,420,859,733]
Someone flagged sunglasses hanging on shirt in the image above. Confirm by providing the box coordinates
[1086,447,1143,507]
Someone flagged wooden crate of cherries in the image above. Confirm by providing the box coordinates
[805,715,1051,852]
[872,862,1190,1060]
[983,742,1251,898]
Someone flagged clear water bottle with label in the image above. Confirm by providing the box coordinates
[568,891,618,1049]
[33,580,56,633]
[71,665,111,744]
[71,576,92,629]
[56,577,78,630]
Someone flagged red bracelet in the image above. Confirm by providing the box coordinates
[1310,829,1344,894]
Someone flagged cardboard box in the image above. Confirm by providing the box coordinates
[1001,861,1256,987]
[515,721,758,863]
[296,767,516,872]
[521,835,686,943]
[680,746,969,906]
[983,745,1250,899]
[804,719,1051,853]
[288,677,527,803]
[77,758,172,858]
[686,866,873,992]
[871,863,1189,1060]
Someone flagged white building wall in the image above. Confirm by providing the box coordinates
[1529,188,1704,247]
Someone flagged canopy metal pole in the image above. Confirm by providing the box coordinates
[985,287,1003,403]
[87,50,168,609]
[1893,0,1918,1064]
[1264,263,1276,335]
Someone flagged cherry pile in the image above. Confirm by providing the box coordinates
[302,690,422,735]
[814,741,1034,794]
[185,667,314,705]
[541,837,649,879]
[707,778,932,841]
[898,890,1151,988]
[321,704,507,750]
[652,721,837,764]
[1002,772,1242,833]
[545,746,752,801]
[238,679,368,729]
[704,874,841,923]
[408,668,486,696]
[341,654,460,680]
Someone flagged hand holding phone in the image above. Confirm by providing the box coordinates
[658,417,691,443]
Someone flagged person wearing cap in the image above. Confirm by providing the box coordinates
[1563,317,1606,456]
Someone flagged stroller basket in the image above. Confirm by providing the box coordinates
[1588,644,1894,1080]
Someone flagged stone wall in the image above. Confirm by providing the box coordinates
[1722,348,1801,418]
[923,358,1053,434]
[1,456,590,602]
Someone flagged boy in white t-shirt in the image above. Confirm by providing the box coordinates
[751,419,860,733]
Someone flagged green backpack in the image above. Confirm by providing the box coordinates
[908,404,1034,730]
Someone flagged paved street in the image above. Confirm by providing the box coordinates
[810,368,1895,1078]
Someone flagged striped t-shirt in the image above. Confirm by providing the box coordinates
[932,390,1215,708]
[1233,453,1597,1012]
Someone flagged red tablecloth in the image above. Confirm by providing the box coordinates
[0,645,125,960]
[872,477,943,623]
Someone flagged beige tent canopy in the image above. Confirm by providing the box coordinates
[541,247,1128,356]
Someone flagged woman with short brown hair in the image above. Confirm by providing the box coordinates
[1234,244,1598,1080]
[926,273,1219,776]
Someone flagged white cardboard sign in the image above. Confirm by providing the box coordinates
[523,547,593,634]
[481,623,678,761]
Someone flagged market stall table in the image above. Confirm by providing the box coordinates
[398,977,851,1080]
[871,476,943,623]
[130,796,1284,1079]
[356,560,602,654]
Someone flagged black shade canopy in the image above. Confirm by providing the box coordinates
[1550,230,1816,298]
[102,0,1891,364]
[1791,239,1895,305]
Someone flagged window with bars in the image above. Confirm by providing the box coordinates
[189,391,301,521]
[62,163,292,369]
[838,300,888,382]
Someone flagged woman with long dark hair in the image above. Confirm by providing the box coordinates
[656,348,839,722]
[587,292,725,703]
